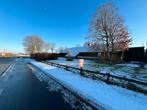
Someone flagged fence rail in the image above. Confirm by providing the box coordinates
[43,61,147,94]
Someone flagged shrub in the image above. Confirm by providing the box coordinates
[31,53,58,61]
[66,57,73,61]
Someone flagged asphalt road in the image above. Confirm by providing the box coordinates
[0,58,16,76]
[0,58,75,110]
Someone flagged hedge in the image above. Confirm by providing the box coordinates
[31,53,58,61]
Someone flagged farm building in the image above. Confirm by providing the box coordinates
[59,46,145,62]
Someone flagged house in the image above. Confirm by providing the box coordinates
[59,46,145,62]
[16,53,30,57]
[59,46,93,58]
[0,52,15,57]
[76,52,99,59]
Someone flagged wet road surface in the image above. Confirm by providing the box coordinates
[0,58,74,110]
[0,58,16,75]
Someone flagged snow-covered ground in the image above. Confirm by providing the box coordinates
[29,60,147,110]
[49,58,147,81]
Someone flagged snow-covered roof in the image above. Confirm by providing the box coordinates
[61,46,92,57]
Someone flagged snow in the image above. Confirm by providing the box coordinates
[29,60,147,110]
[116,63,140,68]
[61,46,91,57]
[49,58,147,81]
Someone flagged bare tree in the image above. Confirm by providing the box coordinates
[89,3,131,61]
[23,35,44,54]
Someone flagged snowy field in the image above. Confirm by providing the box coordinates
[49,58,147,82]
[29,60,147,110]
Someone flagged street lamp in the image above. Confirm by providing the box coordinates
[79,59,84,75]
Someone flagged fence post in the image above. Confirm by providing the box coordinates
[80,67,83,76]
[106,73,110,83]
[66,65,68,71]
[57,64,59,67]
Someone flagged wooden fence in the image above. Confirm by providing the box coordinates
[43,61,147,94]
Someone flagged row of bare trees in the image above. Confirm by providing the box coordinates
[88,3,132,61]
[23,35,55,54]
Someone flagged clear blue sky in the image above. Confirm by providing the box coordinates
[0,0,147,52]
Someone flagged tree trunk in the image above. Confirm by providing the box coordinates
[121,51,124,61]
[110,41,114,62]
[106,36,109,61]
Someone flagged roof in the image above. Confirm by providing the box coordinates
[61,46,92,57]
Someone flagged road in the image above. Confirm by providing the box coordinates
[0,58,75,110]
[0,58,16,75]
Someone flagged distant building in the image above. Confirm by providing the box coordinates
[59,46,145,62]
[76,52,99,59]
[0,52,15,57]
[16,53,30,57]
[1,53,5,56]
[60,46,93,57]
[124,47,144,62]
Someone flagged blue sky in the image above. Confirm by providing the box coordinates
[0,0,147,52]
